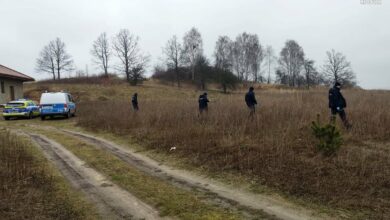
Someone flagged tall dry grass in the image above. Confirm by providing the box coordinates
[77,88,390,218]
[0,131,94,219]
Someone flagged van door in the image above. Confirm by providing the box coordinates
[10,86,15,100]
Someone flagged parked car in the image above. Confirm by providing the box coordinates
[39,92,76,120]
[2,99,40,120]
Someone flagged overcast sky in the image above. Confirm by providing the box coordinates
[0,0,389,89]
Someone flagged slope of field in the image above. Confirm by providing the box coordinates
[23,79,390,219]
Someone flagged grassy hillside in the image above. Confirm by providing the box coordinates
[23,78,390,219]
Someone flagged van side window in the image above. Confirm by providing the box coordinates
[1,81,4,93]
[68,95,72,102]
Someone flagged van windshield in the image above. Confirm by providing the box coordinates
[40,93,67,104]
[6,102,25,107]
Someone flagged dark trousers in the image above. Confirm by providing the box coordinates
[199,107,208,114]
[330,108,350,128]
[132,103,138,111]
[248,105,256,118]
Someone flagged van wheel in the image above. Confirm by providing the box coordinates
[28,112,33,119]
[65,111,71,119]
[41,116,45,120]
[4,117,10,120]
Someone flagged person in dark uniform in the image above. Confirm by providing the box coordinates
[245,87,258,118]
[328,82,351,129]
[198,92,209,114]
[131,93,138,111]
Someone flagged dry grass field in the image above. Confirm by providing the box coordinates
[0,130,98,220]
[23,79,390,219]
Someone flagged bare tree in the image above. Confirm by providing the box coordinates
[163,35,182,87]
[264,45,276,84]
[231,33,250,81]
[112,29,149,85]
[36,38,73,80]
[230,32,263,82]
[91,32,111,76]
[303,59,317,88]
[36,45,56,80]
[214,35,233,71]
[322,49,356,86]
[194,55,210,90]
[181,27,203,81]
[278,40,305,87]
[247,35,264,83]
[51,38,74,80]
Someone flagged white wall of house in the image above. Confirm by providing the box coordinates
[0,77,24,104]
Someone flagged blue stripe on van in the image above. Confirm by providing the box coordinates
[40,103,67,114]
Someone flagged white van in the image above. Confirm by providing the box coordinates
[39,92,76,120]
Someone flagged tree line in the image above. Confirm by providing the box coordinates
[36,29,149,85]
[157,28,356,89]
[35,27,356,88]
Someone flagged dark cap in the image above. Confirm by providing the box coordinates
[249,87,254,91]
[203,92,207,96]
[334,82,341,87]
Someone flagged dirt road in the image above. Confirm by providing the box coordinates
[59,128,325,220]
[12,123,330,220]
[21,131,164,220]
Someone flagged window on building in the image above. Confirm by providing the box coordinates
[1,81,4,93]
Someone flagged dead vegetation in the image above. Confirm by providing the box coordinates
[15,79,390,218]
[0,130,98,220]
[73,83,390,219]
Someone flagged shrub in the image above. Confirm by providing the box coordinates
[311,115,342,156]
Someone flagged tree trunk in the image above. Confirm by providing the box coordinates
[306,73,310,89]
[175,65,180,87]
[125,60,130,82]
[51,67,56,80]
[191,65,195,81]
[267,58,271,84]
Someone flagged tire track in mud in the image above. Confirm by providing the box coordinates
[22,131,164,220]
[59,128,326,220]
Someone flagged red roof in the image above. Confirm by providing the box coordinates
[0,64,34,82]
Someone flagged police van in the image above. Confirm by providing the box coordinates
[39,91,76,120]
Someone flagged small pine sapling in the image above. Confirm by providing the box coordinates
[311,114,343,156]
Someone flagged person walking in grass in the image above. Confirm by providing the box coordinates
[328,82,351,129]
[198,92,209,115]
[131,93,139,111]
[245,87,258,118]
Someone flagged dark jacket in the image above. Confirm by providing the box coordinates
[198,95,209,109]
[328,87,346,109]
[245,91,257,107]
[131,95,138,105]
